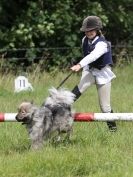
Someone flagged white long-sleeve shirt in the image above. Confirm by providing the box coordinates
[79,36,116,84]
[79,36,108,68]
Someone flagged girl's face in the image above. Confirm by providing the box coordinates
[85,30,97,40]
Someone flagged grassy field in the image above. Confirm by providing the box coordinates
[0,64,133,177]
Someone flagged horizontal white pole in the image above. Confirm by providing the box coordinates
[4,113,17,121]
[1,113,133,122]
[74,113,133,121]
[95,113,133,121]
[0,113,17,122]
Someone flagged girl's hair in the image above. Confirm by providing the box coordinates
[97,29,104,37]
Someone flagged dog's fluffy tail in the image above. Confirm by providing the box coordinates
[45,87,75,106]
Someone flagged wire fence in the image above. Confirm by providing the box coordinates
[0,45,132,73]
[0,45,133,60]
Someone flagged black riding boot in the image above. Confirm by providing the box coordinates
[71,85,81,101]
[107,110,117,132]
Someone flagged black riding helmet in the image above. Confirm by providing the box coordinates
[80,16,102,32]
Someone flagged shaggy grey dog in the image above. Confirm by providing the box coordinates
[16,87,75,150]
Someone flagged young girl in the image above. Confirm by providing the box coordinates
[71,16,117,132]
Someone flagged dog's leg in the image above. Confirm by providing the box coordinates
[66,127,73,141]
[52,127,72,143]
[60,125,73,142]
[31,140,43,150]
[48,129,61,143]
[30,107,53,150]
[30,126,44,150]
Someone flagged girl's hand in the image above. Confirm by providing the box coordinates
[70,64,81,72]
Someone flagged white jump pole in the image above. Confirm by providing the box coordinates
[1,112,133,122]
[74,113,133,121]
[0,113,17,122]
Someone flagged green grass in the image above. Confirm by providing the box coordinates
[0,64,133,177]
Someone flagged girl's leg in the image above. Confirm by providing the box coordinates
[96,82,117,131]
[72,70,95,101]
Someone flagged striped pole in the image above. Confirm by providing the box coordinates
[74,113,133,121]
[0,113,17,122]
[1,112,133,122]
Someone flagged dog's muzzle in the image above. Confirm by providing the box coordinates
[15,115,28,123]
[15,114,33,125]
[15,115,22,122]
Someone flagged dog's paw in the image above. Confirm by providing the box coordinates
[31,143,43,150]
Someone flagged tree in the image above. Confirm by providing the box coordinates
[0,0,132,72]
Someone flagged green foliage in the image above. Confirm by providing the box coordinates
[0,0,132,72]
[97,0,133,43]
[7,2,54,48]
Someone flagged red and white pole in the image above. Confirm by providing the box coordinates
[0,113,17,122]
[74,113,133,121]
[1,112,133,122]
